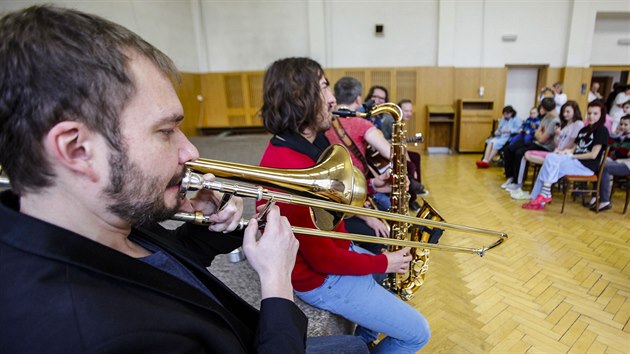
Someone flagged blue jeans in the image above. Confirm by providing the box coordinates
[371,193,391,211]
[307,335,369,354]
[600,159,630,203]
[296,272,430,353]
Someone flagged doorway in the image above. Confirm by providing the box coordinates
[505,66,539,121]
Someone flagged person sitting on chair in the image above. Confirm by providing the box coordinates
[476,105,520,168]
[588,114,630,212]
[523,101,609,211]
[324,76,391,242]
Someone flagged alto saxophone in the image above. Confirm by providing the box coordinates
[375,103,444,301]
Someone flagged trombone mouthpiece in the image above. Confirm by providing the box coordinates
[179,169,204,197]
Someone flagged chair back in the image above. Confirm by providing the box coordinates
[595,146,610,191]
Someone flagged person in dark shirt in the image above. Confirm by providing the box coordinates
[523,101,610,210]
[0,6,366,354]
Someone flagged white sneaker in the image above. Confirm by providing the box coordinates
[505,183,521,191]
[510,188,531,200]
[501,178,513,189]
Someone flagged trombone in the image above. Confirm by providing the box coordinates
[175,145,507,256]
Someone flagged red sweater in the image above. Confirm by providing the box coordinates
[258,142,388,292]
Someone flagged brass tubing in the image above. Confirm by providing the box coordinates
[172,211,492,256]
[182,173,508,256]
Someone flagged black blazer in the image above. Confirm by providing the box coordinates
[0,191,307,354]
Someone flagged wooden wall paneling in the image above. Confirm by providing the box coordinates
[175,72,202,137]
[247,73,264,126]
[224,73,248,127]
[562,67,590,113]
[457,99,495,152]
[396,70,418,140]
[480,68,507,118]
[454,68,480,102]
[199,73,229,128]
[543,67,564,90]
[417,67,454,150]
[239,74,251,126]
[323,68,345,92]
[370,69,393,99]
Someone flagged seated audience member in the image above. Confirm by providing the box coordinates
[325,76,391,239]
[511,101,584,200]
[588,82,603,103]
[614,100,630,135]
[609,85,630,131]
[476,105,520,168]
[585,99,614,134]
[538,82,568,114]
[258,57,431,353]
[587,114,630,211]
[0,6,368,354]
[509,106,541,146]
[523,101,610,210]
[502,97,560,191]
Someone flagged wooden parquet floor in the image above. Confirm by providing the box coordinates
[410,153,630,353]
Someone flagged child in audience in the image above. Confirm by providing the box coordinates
[476,105,520,168]
[509,107,540,146]
[587,114,630,211]
[523,101,610,210]
[510,101,585,200]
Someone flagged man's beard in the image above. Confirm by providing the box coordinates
[104,149,185,226]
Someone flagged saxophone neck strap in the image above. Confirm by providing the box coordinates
[330,116,379,177]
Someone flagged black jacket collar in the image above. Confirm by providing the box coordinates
[271,132,330,161]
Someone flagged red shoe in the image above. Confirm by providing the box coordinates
[476,160,489,168]
[530,194,552,205]
[522,202,545,210]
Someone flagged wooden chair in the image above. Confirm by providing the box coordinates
[610,176,629,215]
[560,147,610,214]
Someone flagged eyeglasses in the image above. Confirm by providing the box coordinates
[371,95,386,101]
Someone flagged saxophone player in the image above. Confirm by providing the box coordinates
[258,57,430,353]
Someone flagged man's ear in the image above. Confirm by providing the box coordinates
[354,95,363,108]
[44,121,100,182]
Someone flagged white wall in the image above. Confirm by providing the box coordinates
[326,1,438,68]
[482,1,572,67]
[200,1,310,72]
[0,0,200,72]
[1,0,628,73]
[591,13,630,65]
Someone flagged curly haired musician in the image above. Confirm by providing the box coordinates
[258,57,430,353]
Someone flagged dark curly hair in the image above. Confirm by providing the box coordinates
[260,57,325,135]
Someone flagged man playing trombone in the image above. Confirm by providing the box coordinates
[258,57,430,353]
[0,6,366,354]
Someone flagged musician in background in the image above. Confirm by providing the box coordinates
[325,77,392,238]
[0,6,365,354]
[259,57,430,353]
[398,100,429,209]
[363,85,394,137]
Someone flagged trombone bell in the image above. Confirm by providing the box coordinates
[182,144,367,231]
